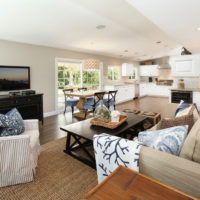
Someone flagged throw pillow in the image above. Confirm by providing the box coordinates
[138,125,188,156]
[0,108,25,137]
[180,118,200,163]
[175,104,193,118]
[157,114,194,132]
[190,104,200,123]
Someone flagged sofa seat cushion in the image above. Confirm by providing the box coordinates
[157,114,194,132]
[180,118,200,163]
[138,125,188,156]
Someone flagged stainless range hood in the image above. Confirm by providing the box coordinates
[157,64,171,69]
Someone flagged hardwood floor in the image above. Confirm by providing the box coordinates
[39,96,169,145]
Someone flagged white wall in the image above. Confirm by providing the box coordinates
[0,39,138,113]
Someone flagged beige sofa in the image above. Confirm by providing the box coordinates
[139,103,200,198]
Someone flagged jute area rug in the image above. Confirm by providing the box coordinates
[0,137,97,200]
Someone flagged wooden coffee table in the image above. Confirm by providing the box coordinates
[60,113,147,169]
[83,166,198,200]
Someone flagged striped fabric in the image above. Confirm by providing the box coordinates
[0,120,40,187]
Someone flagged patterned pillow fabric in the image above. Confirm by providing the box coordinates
[157,114,194,132]
[138,125,188,156]
[0,108,25,137]
[175,101,193,118]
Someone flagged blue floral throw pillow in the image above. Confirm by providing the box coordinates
[138,125,188,156]
[0,108,25,137]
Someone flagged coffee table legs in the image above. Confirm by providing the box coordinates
[64,132,96,169]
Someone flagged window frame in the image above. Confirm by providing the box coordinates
[128,67,137,80]
[107,66,120,81]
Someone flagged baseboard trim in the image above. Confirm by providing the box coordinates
[44,110,63,118]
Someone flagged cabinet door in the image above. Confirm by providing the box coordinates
[140,66,148,76]
[170,55,200,77]
[150,65,158,76]
[122,63,134,76]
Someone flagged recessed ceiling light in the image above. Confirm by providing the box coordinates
[156,41,161,44]
[96,25,106,30]
[124,50,128,52]
[197,27,200,31]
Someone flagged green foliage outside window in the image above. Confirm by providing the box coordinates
[58,64,100,90]
[83,70,100,90]
[129,68,136,79]
[108,66,119,80]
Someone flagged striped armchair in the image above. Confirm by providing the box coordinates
[0,120,40,187]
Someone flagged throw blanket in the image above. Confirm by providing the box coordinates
[93,133,141,183]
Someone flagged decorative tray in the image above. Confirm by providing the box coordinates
[90,115,128,129]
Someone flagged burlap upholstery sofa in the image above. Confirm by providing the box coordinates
[139,103,200,197]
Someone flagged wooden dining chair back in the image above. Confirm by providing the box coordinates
[104,90,118,110]
[94,92,105,106]
[78,87,87,91]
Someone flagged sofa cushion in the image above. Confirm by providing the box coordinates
[0,108,24,137]
[180,118,200,163]
[174,101,199,123]
[157,114,194,132]
[138,125,188,156]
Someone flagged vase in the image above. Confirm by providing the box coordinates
[94,100,111,122]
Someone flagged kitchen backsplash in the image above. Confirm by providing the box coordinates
[173,77,199,88]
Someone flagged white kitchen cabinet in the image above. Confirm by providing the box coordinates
[169,55,200,77]
[139,83,171,97]
[104,84,135,104]
[139,83,147,97]
[140,65,158,76]
[122,63,134,76]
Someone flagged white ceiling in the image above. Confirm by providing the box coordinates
[126,0,200,54]
[0,0,198,61]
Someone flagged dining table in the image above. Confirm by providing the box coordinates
[64,90,108,119]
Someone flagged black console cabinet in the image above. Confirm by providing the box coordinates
[0,94,44,124]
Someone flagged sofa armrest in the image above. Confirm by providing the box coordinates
[0,135,34,187]
[24,119,39,131]
[139,146,200,198]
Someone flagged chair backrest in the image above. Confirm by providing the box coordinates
[78,87,87,91]
[63,89,73,100]
[94,92,105,105]
[108,90,118,102]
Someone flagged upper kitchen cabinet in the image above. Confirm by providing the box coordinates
[169,55,200,77]
[140,65,159,76]
[122,63,134,76]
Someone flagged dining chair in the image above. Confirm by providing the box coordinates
[63,89,79,115]
[103,90,118,110]
[84,92,105,119]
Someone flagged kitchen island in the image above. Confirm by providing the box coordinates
[104,84,136,104]
[170,88,200,110]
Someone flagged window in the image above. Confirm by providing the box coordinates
[83,70,100,90]
[108,66,119,80]
[129,68,137,80]
[58,63,81,90]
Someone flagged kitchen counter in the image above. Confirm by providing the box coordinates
[170,88,200,92]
